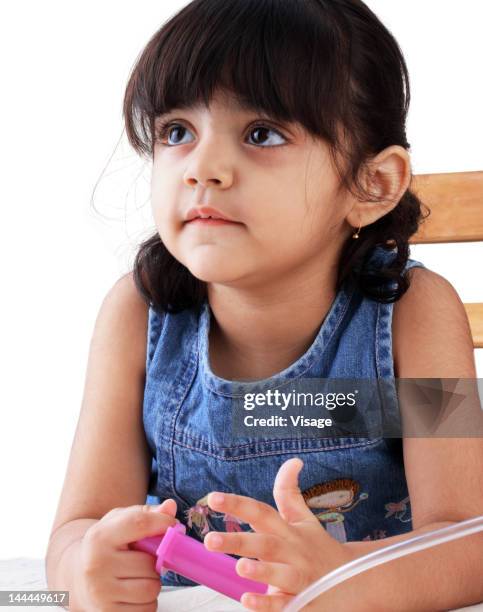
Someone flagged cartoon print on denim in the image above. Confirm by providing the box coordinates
[185,494,214,537]
[363,529,387,541]
[185,493,252,538]
[221,512,249,533]
[302,478,369,543]
[384,495,411,523]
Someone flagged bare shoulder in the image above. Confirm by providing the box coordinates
[392,266,476,378]
[105,270,149,323]
[97,271,150,375]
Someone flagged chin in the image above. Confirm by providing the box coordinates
[187,265,239,283]
[184,258,244,284]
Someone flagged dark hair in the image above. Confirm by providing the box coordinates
[123,0,430,314]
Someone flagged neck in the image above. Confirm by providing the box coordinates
[206,255,341,381]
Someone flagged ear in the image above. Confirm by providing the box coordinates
[345,145,411,230]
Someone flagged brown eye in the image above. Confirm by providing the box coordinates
[155,120,288,147]
[248,125,286,147]
[156,122,194,146]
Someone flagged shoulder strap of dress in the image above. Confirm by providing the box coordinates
[146,305,166,372]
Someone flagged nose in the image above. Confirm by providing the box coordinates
[183,139,234,190]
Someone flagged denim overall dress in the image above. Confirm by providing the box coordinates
[142,246,425,586]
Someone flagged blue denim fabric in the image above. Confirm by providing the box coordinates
[143,245,425,586]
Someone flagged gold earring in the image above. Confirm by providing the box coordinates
[352,221,362,239]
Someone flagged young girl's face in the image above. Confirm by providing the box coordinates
[150,89,353,288]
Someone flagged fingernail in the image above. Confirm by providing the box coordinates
[208,533,223,548]
[244,595,259,608]
[210,492,225,505]
[242,560,256,574]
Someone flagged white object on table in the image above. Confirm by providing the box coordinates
[0,558,481,611]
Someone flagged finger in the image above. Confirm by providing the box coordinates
[113,550,161,580]
[114,605,157,611]
[114,604,157,611]
[98,501,179,548]
[104,498,177,521]
[153,498,177,517]
[236,558,306,595]
[114,576,161,606]
[206,492,289,536]
[273,458,318,525]
[204,531,285,563]
[241,590,293,611]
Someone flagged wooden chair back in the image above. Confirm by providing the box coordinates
[410,170,483,348]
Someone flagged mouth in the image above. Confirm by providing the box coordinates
[185,217,242,226]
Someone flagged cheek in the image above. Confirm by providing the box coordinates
[150,166,178,210]
[150,188,178,231]
[150,202,168,237]
[303,199,345,244]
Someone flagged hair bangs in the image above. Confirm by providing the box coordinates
[123,0,352,162]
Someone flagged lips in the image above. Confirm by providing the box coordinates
[185,205,239,223]
[187,217,238,226]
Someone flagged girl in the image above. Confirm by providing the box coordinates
[46,0,483,610]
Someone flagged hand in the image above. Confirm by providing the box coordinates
[77,499,178,611]
[203,458,355,611]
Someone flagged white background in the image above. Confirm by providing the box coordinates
[0,0,482,559]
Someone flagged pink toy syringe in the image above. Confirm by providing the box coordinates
[129,523,269,601]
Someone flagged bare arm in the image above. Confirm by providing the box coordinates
[344,268,483,610]
[45,271,152,608]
